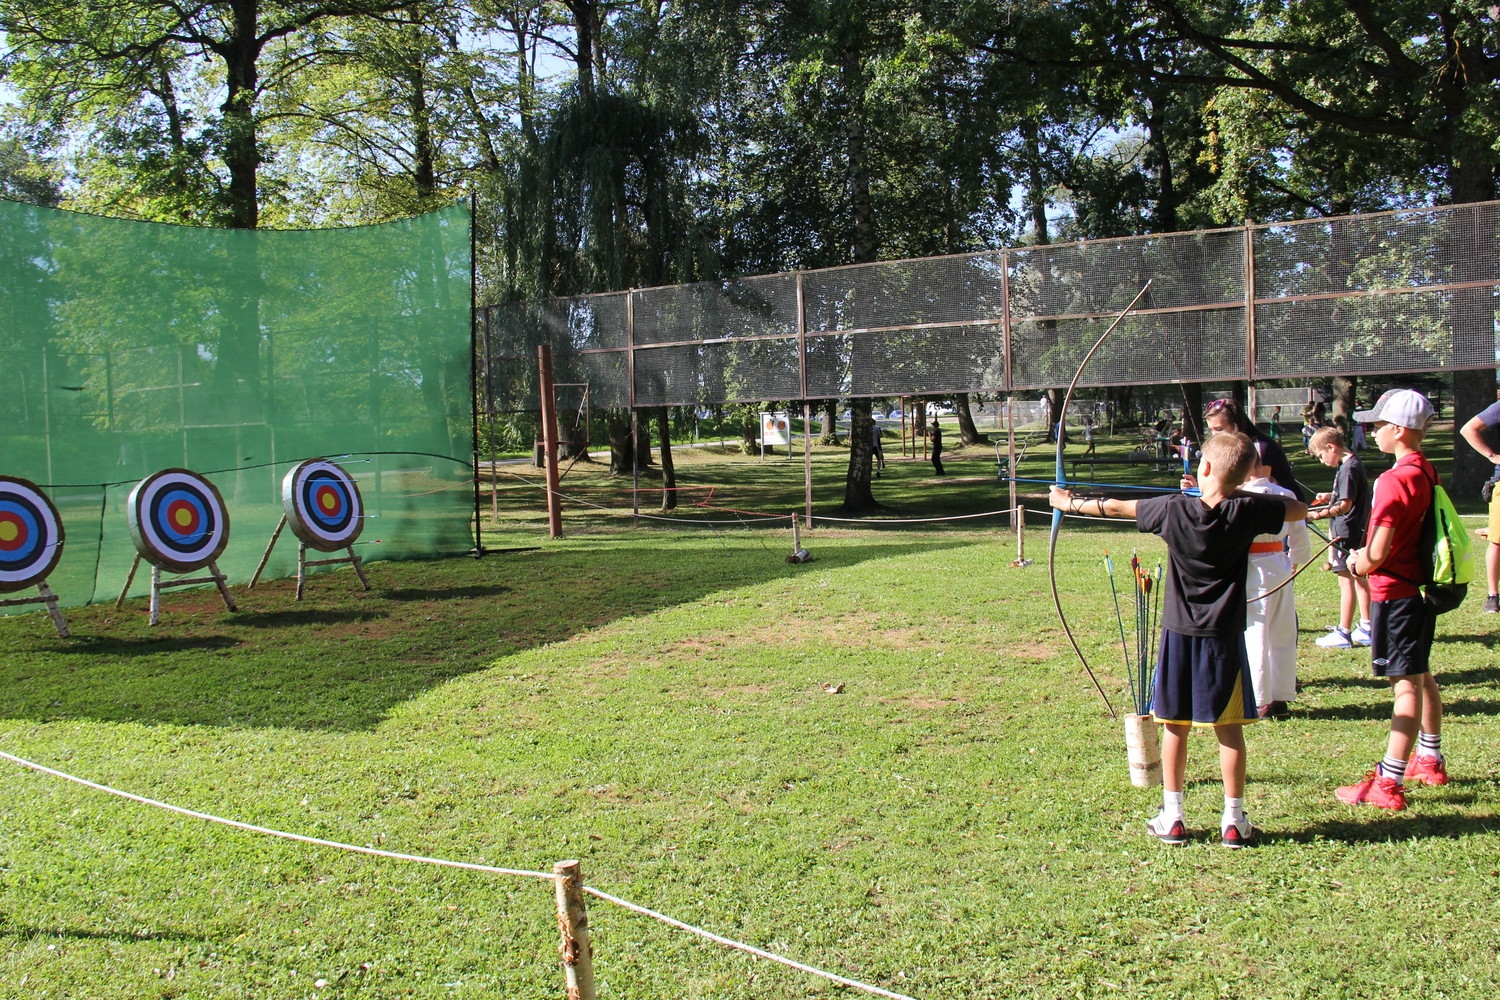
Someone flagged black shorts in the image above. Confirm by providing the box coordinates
[1370,596,1434,678]
[1152,630,1256,726]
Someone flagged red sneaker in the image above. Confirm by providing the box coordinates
[1146,813,1188,845]
[1406,754,1449,786]
[1335,771,1407,810]
[1221,818,1260,849]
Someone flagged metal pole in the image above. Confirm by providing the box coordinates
[469,191,485,555]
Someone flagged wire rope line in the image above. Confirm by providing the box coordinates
[0,749,923,1000]
[583,886,920,1000]
[0,750,552,880]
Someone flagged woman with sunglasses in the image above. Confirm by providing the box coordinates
[1192,398,1311,502]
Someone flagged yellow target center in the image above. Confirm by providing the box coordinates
[0,522,17,543]
[174,508,193,527]
[321,492,337,510]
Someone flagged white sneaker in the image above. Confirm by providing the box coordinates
[1315,627,1352,649]
[1350,624,1373,646]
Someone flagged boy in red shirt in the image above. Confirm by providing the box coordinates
[1336,389,1447,810]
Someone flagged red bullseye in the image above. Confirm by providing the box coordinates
[167,499,201,536]
[316,485,342,515]
[0,513,27,551]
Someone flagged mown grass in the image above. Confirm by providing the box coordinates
[2,424,1498,999]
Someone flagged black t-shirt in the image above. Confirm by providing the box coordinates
[1331,454,1371,547]
[1136,493,1287,637]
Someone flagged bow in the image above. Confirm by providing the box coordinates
[1049,280,1154,721]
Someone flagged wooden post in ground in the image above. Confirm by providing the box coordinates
[553,860,596,1000]
[1012,504,1031,567]
[538,344,563,539]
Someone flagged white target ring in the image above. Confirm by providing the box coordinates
[283,459,364,552]
[127,469,230,573]
[0,476,65,594]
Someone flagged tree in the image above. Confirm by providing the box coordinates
[1143,0,1500,491]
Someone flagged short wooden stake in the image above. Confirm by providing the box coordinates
[1011,504,1032,567]
[553,860,596,1000]
[116,554,142,610]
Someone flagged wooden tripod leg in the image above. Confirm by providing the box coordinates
[37,580,70,638]
[209,560,237,612]
[295,542,307,602]
[249,515,288,588]
[149,564,162,626]
[116,554,141,610]
[347,546,371,591]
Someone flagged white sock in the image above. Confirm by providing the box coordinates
[1222,795,1246,827]
[1162,790,1185,821]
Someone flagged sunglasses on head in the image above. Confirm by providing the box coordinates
[1204,399,1232,415]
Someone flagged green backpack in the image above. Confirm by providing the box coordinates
[1421,475,1474,614]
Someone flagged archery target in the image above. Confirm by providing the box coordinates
[0,476,65,594]
[283,459,364,552]
[127,469,230,573]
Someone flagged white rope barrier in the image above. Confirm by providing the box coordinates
[0,749,921,1000]
[584,886,920,1000]
[811,507,1016,525]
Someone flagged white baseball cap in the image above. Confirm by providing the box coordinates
[1353,389,1434,430]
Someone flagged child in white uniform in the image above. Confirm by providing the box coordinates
[1242,449,1311,719]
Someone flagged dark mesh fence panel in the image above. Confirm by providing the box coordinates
[1253,205,1500,377]
[480,202,1500,410]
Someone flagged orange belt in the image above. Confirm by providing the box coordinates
[1248,540,1285,554]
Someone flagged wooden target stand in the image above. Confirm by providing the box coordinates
[120,468,237,625]
[1,580,70,638]
[248,515,370,600]
[116,554,237,626]
[249,458,370,600]
[0,475,71,637]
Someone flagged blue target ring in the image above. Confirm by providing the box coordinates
[128,469,230,573]
[283,459,363,551]
[0,477,64,593]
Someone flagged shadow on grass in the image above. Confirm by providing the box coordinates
[1296,697,1500,722]
[381,584,512,601]
[1434,631,1500,648]
[1279,808,1500,845]
[231,609,389,628]
[38,635,241,656]
[0,536,975,733]
[0,923,205,945]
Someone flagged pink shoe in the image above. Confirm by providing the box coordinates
[1405,754,1449,786]
[1335,771,1406,810]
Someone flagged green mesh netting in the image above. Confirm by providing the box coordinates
[1,199,474,613]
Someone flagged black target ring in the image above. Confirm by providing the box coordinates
[127,468,230,573]
[283,459,364,552]
[0,476,65,594]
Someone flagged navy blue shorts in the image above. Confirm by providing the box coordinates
[1152,630,1256,727]
[1370,596,1433,678]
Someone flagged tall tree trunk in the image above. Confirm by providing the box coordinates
[1331,376,1357,427]
[955,393,988,444]
[607,412,634,475]
[842,398,878,512]
[654,406,676,510]
[819,399,840,444]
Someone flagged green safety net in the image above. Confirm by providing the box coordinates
[1,199,474,614]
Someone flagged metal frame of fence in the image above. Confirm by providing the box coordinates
[479,201,1500,418]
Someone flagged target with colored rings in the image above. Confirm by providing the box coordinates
[0,476,65,594]
[127,469,230,573]
[283,459,364,552]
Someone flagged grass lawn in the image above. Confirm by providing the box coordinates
[2,423,1499,998]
